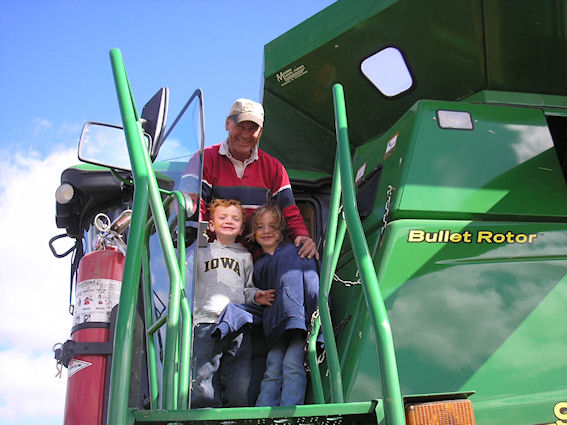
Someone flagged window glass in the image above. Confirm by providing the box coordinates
[361,47,413,97]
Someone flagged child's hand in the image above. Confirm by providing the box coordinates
[255,289,276,306]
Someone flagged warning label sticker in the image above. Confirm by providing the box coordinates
[68,359,92,378]
[384,132,398,160]
[73,278,121,325]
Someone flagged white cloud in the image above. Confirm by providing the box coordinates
[0,350,66,421]
[32,118,53,137]
[0,147,77,424]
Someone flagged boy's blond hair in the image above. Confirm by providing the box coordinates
[247,203,286,242]
[208,198,247,223]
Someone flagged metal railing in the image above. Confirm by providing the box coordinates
[142,192,192,410]
[307,83,406,425]
[104,48,402,425]
[106,48,191,425]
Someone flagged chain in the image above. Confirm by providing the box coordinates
[316,345,326,365]
[304,309,325,372]
[303,186,395,374]
[310,309,320,334]
[380,185,395,240]
[334,203,361,286]
[332,185,394,287]
[333,271,361,286]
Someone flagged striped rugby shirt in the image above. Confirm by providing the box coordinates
[199,141,309,240]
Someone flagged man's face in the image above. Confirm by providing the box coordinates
[208,205,244,244]
[225,118,263,161]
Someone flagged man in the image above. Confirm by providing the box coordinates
[187,98,318,260]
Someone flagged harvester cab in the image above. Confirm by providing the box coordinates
[51,1,567,425]
[258,1,567,424]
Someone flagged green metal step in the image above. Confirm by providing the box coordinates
[129,401,384,425]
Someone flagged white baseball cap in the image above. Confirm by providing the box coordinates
[228,98,264,127]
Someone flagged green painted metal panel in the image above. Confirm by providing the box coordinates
[464,90,567,110]
[398,102,567,219]
[261,0,567,174]
[463,279,567,424]
[336,97,567,425]
[352,100,567,224]
[286,168,332,183]
[331,219,567,424]
[484,1,567,94]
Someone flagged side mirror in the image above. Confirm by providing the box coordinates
[142,87,169,161]
[78,87,169,170]
[78,122,148,171]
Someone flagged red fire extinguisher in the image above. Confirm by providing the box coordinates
[55,210,130,425]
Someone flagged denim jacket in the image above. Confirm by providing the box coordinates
[253,243,320,350]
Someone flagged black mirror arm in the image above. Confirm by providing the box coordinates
[111,168,134,187]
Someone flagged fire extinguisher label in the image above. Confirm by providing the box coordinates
[68,359,92,378]
[73,278,121,325]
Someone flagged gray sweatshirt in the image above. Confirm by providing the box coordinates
[194,239,258,324]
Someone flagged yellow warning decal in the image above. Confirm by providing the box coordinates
[543,401,567,425]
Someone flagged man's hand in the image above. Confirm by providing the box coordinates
[255,289,276,306]
[294,235,319,260]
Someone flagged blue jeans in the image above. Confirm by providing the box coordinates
[255,330,306,407]
[190,323,251,408]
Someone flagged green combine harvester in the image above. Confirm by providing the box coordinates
[52,1,567,424]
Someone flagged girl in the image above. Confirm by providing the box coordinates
[249,203,320,407]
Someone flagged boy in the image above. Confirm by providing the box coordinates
[191,199,275,408]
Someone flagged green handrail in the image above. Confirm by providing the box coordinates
[171,190,191,410]
[142,233,159,409]
[105,47,401,425]
[310,152,345,403]
[142,192,192,410]
[107,48,187,424]
[107,48,151,425]
[332,83,405,425]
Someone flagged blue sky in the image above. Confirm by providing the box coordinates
[1,1,334,155]
[0,2,334,424]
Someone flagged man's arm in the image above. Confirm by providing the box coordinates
[269,157,319,260]
[179,151,204,218]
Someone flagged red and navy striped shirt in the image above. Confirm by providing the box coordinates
[199,143,309,240]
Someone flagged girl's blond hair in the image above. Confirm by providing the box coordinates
[247,203,286,242]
